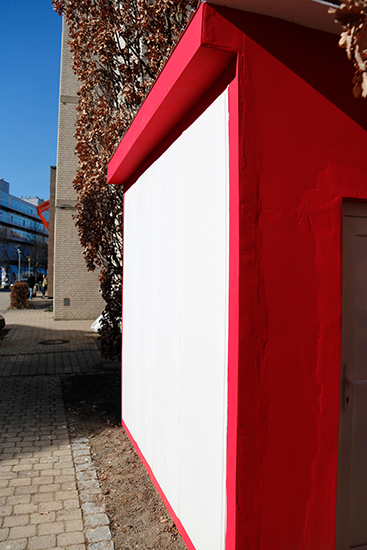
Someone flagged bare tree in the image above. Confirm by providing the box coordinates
[27,235,48,281]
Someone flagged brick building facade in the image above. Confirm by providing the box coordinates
[53,18,104,320]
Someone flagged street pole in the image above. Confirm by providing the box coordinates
[17,247,21,281]
[28,257,31,277]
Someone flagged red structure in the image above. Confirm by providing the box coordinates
[108,4,367,549]
[36,200,49,232]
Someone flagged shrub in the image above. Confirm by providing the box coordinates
[10,282,29,309]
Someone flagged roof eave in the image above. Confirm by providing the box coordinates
[206,0,342,34]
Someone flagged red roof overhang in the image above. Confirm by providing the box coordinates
[107,3,244,188]
[107,0,340,189]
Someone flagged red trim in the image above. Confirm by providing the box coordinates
[225,57,241,550]
[120,417,196,550]
[121,194,125,416]
[36,200,50,231]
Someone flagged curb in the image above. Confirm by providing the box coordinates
[70,437,114,550]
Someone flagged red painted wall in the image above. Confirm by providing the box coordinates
[223,8,367,550]
[109,4,367,549]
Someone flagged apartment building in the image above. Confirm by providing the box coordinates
[0,178,48,285]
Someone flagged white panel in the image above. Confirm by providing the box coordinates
[123,89,229,550]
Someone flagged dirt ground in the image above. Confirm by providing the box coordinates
[61,370,188,550]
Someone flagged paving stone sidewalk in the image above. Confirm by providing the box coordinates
[1,298,100,356]
[0,301,116,550]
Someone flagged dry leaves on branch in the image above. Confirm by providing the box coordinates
[52,0,199,357]
[331,0,367,97]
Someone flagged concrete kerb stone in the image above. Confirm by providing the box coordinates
[70,438,113,548]
[88,541,114,550]
[86,526,112,544]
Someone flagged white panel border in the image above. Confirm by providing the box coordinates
[122,89,229,550]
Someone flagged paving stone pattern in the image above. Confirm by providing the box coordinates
[0,303,115,550]
[1,304,99,356]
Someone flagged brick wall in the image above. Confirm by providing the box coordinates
[53,18,104,320]
[47,166,56,299]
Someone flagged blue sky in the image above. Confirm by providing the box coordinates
[0,1,62,201]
